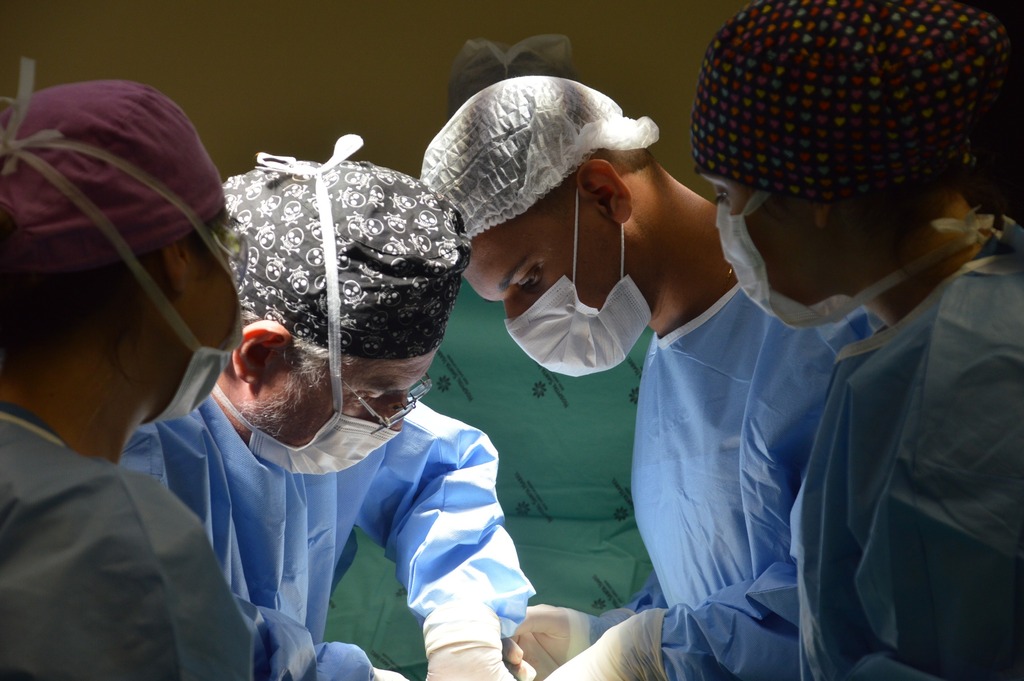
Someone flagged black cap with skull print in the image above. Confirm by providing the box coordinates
[223,160,470,359]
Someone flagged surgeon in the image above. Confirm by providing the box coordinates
[421,77,871,680]
[121,137,535,681]
[0,60,251,678]
[692,1,1021,678]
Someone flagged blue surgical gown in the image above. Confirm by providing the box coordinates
[796,225,1024,680]
[121,399,533,681]
[628,286,872,680]
[0,403,252,681]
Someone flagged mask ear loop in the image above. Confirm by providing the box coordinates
[0,57,230,352]
[742,190,771,217]
[619,223,625,279]
[571,187,580,284]
[570,187,628,297]
[256,134,364,415]
[573,186,627,282]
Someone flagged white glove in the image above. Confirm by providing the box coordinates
[545,608,668,681]
[503,636,539,681]
[424,601,536,681]
[373,668,412,681]
[512,605,635,679]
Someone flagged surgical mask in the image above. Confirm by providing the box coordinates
[716,191,985,328]
[150,310,241,422]
[213,385,397,474]
[505,190,651,376]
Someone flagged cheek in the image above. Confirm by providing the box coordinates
[340,400,373,422]
[503,291,537,320]
[743,216,804,295]
[197,265,240,347]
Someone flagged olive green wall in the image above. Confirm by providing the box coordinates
[2,1,747,197]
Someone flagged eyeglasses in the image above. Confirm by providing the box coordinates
[345,374,432,434]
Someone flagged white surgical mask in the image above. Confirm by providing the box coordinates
[505,190,651,376]
[716,191,985,328]
[151,310,241,422]
[213,385,397,474]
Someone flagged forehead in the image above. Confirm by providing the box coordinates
[343,351,435,392]
[465,209,568,299]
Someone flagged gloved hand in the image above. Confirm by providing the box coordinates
[512,604,635,679]
[503,636,538,681]
[544,608,667,681]
[424,601,537,681]
[373,668,413,681]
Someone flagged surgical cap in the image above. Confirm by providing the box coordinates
[225,161,469,359]
[421,76,659,238]
[447,35,580,117]
[0,78,223,273]
[691,0,1011,203]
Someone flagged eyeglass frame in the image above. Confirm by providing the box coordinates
[343,374,432,434]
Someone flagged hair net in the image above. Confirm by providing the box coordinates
[447,34,580,117]
[422,76,659,238]
[0,63,224,273]
[224,159,469,360]
[691,0,1011,203]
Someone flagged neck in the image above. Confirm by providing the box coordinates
[858,196,980,326]
[627,170,731,336]
[0,313,188,462]
[0,341,159,462]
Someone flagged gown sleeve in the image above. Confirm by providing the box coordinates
[355,405,535,638]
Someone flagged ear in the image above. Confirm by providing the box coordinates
[576,159,633,224]
[231,320,293,386]
[812,203,832,229]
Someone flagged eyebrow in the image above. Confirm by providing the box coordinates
[498,256,528,294]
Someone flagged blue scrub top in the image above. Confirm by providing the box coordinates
[797,225,1024,680]
[629,286,872,680]
[122,399,533,681]
[0,403,252,681]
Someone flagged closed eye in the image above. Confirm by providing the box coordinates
[516,265,542,293]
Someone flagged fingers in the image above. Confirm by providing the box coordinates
[502,637,523,666]
[512,632,561,680]
[513,604,571,636]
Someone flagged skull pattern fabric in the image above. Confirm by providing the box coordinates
[223,161,469,359]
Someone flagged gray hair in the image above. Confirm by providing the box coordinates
[238,311,354,439]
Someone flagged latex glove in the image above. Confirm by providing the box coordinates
[374,668,412,681]
[545,608,667,681]
[512,605,635,679]
[503,636,538,681]
[424,601,536,681]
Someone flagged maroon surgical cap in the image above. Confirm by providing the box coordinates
[0,78,224,272]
